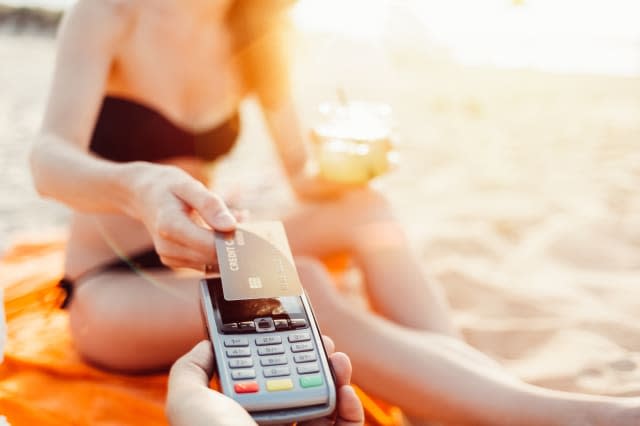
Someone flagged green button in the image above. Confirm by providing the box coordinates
[299,375,323,388]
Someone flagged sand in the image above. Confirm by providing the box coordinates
[0,33,68,251]
[2,25,640,400]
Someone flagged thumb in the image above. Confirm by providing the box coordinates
[168,340,215,391]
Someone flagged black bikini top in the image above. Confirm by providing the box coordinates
[89,96,240,163]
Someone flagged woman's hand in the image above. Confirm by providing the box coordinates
[166,339,364,426]
[129,163,237,270]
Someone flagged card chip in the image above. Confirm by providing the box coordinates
[248,276,263,289]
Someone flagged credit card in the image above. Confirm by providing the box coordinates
[215,221,304,300]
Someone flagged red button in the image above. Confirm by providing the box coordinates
[234,381,259,393]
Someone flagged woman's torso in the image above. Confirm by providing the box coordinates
[65,1,244,278]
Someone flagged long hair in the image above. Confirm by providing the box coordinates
[226,0,296,108]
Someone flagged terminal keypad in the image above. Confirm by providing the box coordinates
[221,319,324,394]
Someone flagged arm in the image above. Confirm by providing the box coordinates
[239,10,360,200]
[30,0,139,215]
[29,0,236,270]
[261,96,365,200]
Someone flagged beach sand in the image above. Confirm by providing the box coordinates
[2,26,640,400]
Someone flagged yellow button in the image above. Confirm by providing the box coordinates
[266,378,294,392]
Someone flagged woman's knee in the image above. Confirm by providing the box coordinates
[339,188,408,252]
[340,187,394,222]
[69,299,119,370]
[323,188,397,251]
[68,283,138,371]
[67,279,185,372]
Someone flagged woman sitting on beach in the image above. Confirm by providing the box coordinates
[29,0,640,424]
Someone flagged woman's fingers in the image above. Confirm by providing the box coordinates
[156,255,206,271]
[154,198,216,254]
[230,208,250,223]
[154,237,214,266]
[134,166,238,270]
[173,180,236,231]
[158,182,235,269]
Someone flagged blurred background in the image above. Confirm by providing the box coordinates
[1,0,640,394]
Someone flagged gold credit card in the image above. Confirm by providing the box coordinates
[215,221,304,300]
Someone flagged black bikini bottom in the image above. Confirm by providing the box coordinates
[58,248,168,309]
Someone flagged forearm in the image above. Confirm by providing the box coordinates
[30,132,144,217]
[262,100,365,200]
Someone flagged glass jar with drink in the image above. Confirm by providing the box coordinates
[310,100,397,185]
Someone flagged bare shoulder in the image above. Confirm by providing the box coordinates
[59,0,139,46]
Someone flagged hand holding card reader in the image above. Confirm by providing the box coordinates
[200,222,337,424]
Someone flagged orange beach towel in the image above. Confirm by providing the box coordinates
[0,237,403,426]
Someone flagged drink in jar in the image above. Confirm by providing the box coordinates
[311,101,396,185]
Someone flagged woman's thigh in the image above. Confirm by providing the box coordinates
[68,269,206,372]
[283,188,395,257]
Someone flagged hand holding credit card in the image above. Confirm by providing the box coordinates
[215,221,304,300]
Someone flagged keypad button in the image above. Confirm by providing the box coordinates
[263,366,291,378]
[231,369,256,380]
[234,381,259,394]
[290,341,314,353]
[238,321,256,331]
[229,358,253,368]
[293,353,317,363]
[297,363,320,374]
[260,356,288,367]
[226,347,251,357]
[266,378,294,392]
[257,344,285,356]
[288,332,311,343]
[222,323,239,332]
[224,337,249,347]
[255,335,282,346]
[289,319,307,329]
[300,375,323,388]
[274,319,289,330]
